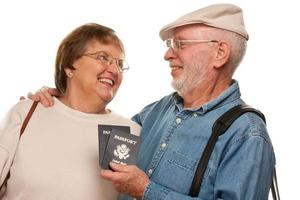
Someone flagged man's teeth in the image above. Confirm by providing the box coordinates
[98,78,113,86]
[171,65,183,69]
[171,66,182,70]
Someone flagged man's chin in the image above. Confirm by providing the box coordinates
[172,81,195,97]
[172,81,184,94]
[172,77,183,87]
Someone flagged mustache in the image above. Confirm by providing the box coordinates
[169,62,184,68]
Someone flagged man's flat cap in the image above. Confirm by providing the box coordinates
[159,3,248,40]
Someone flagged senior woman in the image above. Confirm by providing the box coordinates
[0,23,140,199]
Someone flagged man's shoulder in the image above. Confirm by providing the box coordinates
[140,93,174,113]
[224,109,270,144]
[132,93,175,124]
[210,102,269,141]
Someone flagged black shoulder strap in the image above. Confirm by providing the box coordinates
[212,104,265,136]
[189,105,279,199]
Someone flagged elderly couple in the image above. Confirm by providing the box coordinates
[0,3,276,200]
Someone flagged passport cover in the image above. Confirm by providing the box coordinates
[101,128,140,169]
[98,125,130,166]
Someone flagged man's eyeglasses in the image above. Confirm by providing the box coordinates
[166,38,218,51]
[82,51,129,73]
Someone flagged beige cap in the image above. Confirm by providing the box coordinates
[159,3,249,41]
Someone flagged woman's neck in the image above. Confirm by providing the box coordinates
[59,94,109,114]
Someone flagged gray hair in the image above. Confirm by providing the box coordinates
[223,31,247,75]
[208,27,247,76]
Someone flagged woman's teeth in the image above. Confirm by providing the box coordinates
[98,78,114,86]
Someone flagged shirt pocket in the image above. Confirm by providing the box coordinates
[152,150,198,194]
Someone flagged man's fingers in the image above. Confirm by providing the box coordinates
[28,87,51,107]
[26,86,59,107]
[100,169,124,182]
[109,162,132,172]
[27,92,40,101]
[40,86,55,106]
[101,165,150,197]
[48,88,61,97]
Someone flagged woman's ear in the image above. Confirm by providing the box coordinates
[213,41,230,68]
[64,68,74,78]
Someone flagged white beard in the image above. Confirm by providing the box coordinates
[171,62,209,96]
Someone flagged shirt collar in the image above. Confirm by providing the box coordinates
[172,80,241,114]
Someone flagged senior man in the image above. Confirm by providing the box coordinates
[101,3,275,200]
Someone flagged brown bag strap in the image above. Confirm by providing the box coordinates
[20,101,38,136]
[0,101,38,190]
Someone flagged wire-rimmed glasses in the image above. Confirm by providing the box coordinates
[166,38,218,51]
[82,51,129,73]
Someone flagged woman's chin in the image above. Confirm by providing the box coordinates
[98,91,114,103]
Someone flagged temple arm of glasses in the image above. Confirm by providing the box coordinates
[179,39,219,44]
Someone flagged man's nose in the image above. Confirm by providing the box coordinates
[164,48,176,61]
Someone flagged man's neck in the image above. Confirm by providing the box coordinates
[182,78,231,109]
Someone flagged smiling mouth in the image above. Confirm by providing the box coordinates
[97,78,114,86]
[170,65,183,73]
[171,65,182,70]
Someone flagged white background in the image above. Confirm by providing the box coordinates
[0,0,299,198]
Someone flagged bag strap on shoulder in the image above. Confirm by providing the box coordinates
[0,101,38,190]
[213,104,265,135]
[189,104,279,200]
[20,101,38,136]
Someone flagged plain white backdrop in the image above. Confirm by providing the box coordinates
[0,0,299,198]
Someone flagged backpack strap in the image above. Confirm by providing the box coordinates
[189,104,279,199]
[0,101,38,190]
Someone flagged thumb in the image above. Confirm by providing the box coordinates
[109,162,129,172]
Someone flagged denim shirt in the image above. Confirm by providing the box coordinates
[122,81,275,200]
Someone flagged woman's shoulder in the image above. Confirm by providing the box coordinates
[0,100,36,151]
[1,100,35,123]
[12,99,36,113]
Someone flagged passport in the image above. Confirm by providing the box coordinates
[101,128,140,169]
[98,125,130,166]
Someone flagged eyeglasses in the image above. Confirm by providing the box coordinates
[166,38,218,51]
[82,51,129,73]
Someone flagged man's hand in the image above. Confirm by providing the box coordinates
[100,162,150,198]
[27,86,60,107]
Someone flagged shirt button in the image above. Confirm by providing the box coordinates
[193,113,198,117]
[176,118,182,124]
[161,143,167,149]
[148,169,153,175]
